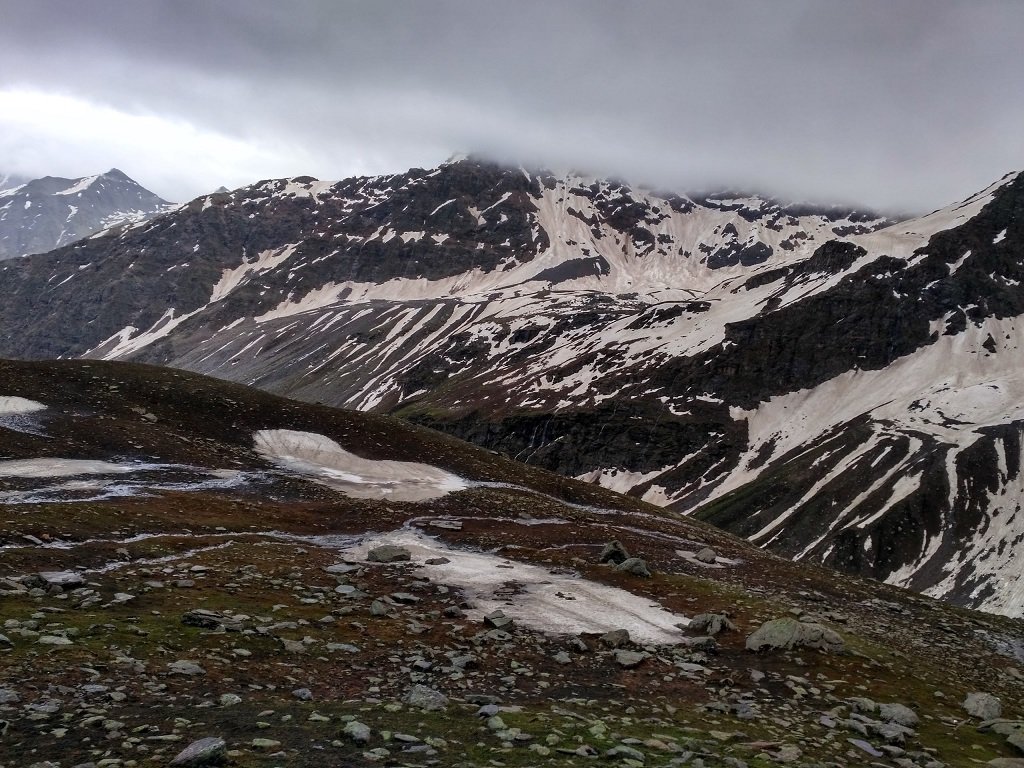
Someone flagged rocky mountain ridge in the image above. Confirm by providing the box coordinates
[0,158,1021,619]
[0,168,173,260]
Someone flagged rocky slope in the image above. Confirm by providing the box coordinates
[0,358,1022,768]
[0,168,172,260]
[0,158,1021,619]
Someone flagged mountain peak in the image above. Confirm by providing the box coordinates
[0,168,172,259]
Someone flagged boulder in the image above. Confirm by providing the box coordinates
[483,610,514,629]
[614,650,647,668]
[694,547,718,564]
[181,609,244,631]
[35,571,86,589]
[964,692,1003,720]
[878,702,919,728]
[599,540,630,564]
[745,618,844,653]
[343,720,372,744]
[599,629,631,648]
[688,613,736,636]
[168,660,206,676]
[404,684,448,711]
[169,737,227,767]
[615,557,651,577]
[367,545,411,563]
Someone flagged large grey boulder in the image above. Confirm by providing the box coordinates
[745,618,844,653]
[34,571,86,589]
[404,684,448,711]
[169,737,227,766]
[964,692,1003,720]
[878,702,919,728]
[343,720,372,744]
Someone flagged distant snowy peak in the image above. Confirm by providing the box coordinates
[0,168,173,260]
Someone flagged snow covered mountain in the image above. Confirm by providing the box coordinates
[1,157,1022,617]
[0,168,173,260]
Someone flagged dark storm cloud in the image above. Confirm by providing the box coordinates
[1,0,1022,210]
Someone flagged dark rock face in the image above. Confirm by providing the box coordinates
[0,169,171,260]
[1,156,1022,615]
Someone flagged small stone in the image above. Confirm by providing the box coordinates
[250,738,281,749]
[218,694,242,707]
[292,687,313,701]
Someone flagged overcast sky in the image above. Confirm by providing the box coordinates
[1,1,1022,211]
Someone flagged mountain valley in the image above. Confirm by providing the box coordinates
[0,158,1020,619]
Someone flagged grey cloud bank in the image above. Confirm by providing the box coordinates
[1,0,1022,211]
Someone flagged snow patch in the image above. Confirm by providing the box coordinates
[342,529,689,643]
[0,396,46,415]
[0,459,137,478]
[253,429,466,501]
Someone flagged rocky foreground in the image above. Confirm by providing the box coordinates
[0,359,1022,768]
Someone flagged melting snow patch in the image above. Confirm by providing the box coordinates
[0,396,46,414]
[253,429,466,501]
[343,529,688,643]
[0,459,137,478]
[993,229,1007,244]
